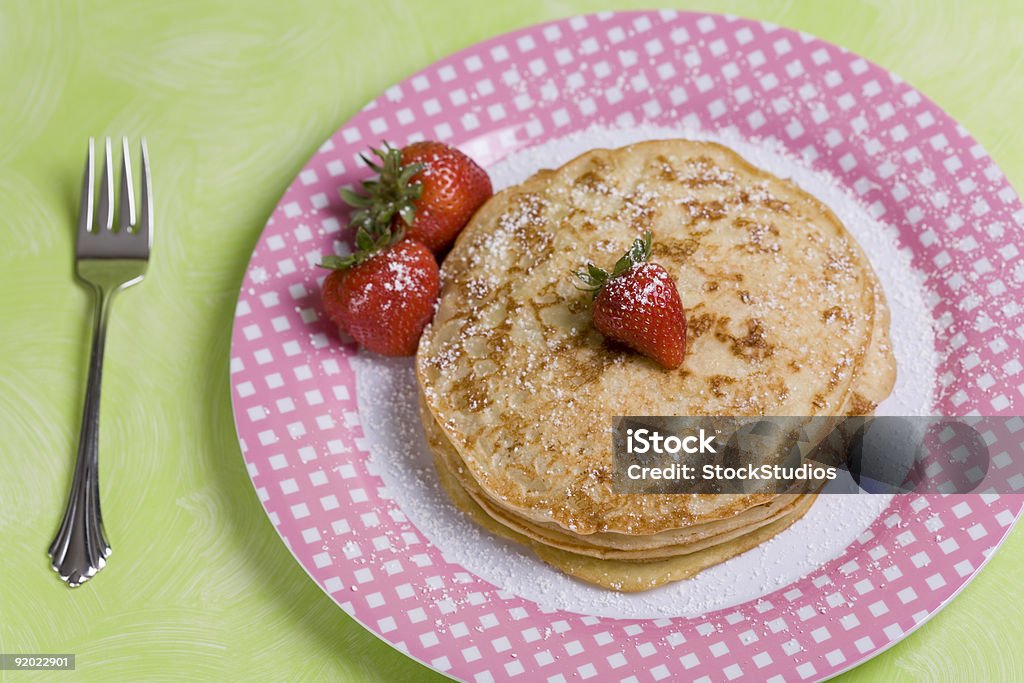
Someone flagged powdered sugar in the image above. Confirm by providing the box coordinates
[354,124,938,619]
[606,262,674,308]
[384,259,415,292]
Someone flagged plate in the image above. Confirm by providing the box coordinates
[230,11,1024,682]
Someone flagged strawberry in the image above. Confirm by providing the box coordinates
[320,233,440,357]
[341,141,492,254]
[398,141,493,252]
[573,232,687,369]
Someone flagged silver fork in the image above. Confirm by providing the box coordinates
[49,137,152,587]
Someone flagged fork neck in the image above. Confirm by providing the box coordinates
[89,284,117,351]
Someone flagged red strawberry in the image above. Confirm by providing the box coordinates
[398,141,493,252]
[574,232,687,369]
[321,237,440,356]
[341,141,492,254]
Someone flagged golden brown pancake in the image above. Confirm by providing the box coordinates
[416,139,896,590]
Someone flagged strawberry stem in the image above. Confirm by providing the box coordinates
[572,231,653,298]
[341,141,424,239]
[321,142,424,272]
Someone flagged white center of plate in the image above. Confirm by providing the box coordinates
[354,125,937,619]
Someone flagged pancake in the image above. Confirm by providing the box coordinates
[415,139,896,590]
[432,434,818,592]
[421,390,815,559]
[418,141,889,527]
[421,313,890,586]
[533,496,817,592]
[421,279,891,560]
[846,280,896,415]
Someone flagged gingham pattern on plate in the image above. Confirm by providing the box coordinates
[230,11,1024,682]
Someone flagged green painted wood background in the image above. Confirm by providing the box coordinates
[1,1,1022,680]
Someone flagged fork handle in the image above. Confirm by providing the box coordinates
[49,285,114,586]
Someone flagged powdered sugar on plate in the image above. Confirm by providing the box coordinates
[353,124,938,619]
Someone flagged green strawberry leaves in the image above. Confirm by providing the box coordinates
[573,231,653,298]
[342,142,424,239]
[319,222,404,270]
[320,141,424,271]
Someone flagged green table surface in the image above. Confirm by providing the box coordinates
[2,1,1022,680]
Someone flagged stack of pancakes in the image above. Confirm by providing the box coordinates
[416,140,896,591]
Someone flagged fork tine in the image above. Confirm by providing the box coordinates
[117,137,136,232]
[77,138,95,236]
[96,137,114,231]
[138,138,152,247]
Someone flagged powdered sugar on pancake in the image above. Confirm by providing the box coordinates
[488,124,938,417]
